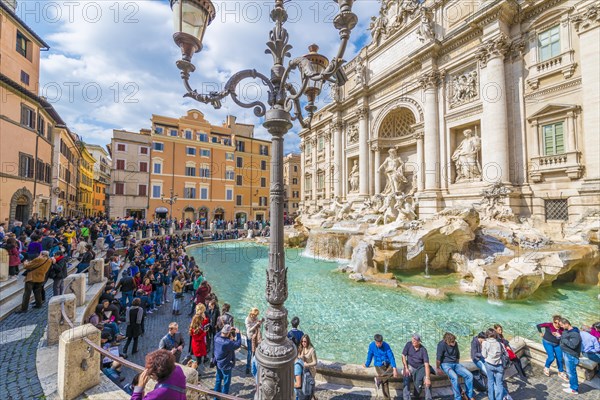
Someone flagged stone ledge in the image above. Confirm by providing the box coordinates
[522,337,598,381]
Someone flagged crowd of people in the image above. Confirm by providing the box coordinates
[2,215,599,400]
[363,317,600,400]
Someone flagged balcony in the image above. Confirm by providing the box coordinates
[529,150,583,182]
[527,50,577,90]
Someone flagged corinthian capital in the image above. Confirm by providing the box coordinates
[333,119,344,131]
[573,3,599,34]
[356,106,369,120]
[419,71,441,90]
[477,33,511,67]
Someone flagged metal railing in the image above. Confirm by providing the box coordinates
[60,302,243,400]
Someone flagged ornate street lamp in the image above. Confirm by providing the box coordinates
[160,188,178,221]
[169,0,357,398]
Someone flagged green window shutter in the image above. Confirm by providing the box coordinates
[555,122,564,154]
[543,125,555,155]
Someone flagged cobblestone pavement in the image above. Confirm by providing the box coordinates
[0,286,54,400]
[118,292,600,400]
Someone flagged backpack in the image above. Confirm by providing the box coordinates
[295,361,315,400]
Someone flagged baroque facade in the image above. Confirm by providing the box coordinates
[299,0,599,230]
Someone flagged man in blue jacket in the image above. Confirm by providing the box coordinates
[213,324,242,398]
[364,333,398,398]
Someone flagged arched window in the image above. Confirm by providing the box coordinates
[379,108,416,138]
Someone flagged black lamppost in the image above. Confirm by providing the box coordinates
[169,1,357,397]
[160,188,178,221]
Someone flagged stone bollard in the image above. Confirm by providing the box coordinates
[63,273,86,306]
[95,237,104,251]
[57,324,101,400]
[135,230,142,240]
[144,363,198,400]
[47,293,76,346]
[88,258,105,285]
[146,228,153,238]
[0,248,8,281]
[159,228,165,236]
[169,226,174,235]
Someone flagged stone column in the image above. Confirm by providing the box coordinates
[63,273,86,306]
[333,118,343,198]
[479,34,511,183]
[415,131,425,191]
[0,248,8,281]
[420,71,441,191]
[159,227,165,236]
[357,103,370,198]
[575,5,599,187]
[373,145,382,194]
[88,258,105,285]
[146,228,153,238]
[47,293,76,346]
[135,230,142,240]
[57,324,101,400]
[566,111,577,151]
[311,137,318,203]
[325,129,332,200]
[94,237,104,251]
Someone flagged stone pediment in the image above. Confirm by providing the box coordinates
[527,104,580,121]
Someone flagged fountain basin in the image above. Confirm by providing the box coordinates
[188,242,599,365]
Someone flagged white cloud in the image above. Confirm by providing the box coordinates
[21,0,377,151]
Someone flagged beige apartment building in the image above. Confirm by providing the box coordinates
[283,153,301,218]
[108,129,151,219]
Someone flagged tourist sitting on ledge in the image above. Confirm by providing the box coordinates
[131,349,186,400]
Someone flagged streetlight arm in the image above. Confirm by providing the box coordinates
[178,62,274,117]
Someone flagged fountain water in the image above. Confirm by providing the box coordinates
[384,258,389,274]
[487,279,502,305]
[424,254,431,279]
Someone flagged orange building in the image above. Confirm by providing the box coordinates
[0,1,58,224]
[148,110,271,225]
[283,153,301,218]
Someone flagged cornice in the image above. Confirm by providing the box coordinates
[524,77,582,99]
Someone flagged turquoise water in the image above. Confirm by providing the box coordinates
[189,242,600,365]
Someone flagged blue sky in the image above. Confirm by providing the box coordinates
[16,0,375,154]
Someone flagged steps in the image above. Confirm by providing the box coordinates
[0,259,80,321]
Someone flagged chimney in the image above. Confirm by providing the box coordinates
[226,115,236,128]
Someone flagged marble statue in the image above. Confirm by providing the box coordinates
[452,129,482,183]
[354,56,366,88]
[336,200,353,221]
[395,193,418,221]
[480,182,513,221]
[378,148,408,195]
[376,193,399,225]
[392,0,420,31]
[315,196,343,219]
[369,5,388,47]
[349,160,360,192]
[416,8,434,42]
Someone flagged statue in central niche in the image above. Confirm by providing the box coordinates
[378,147,407,195]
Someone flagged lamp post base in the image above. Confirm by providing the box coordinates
[254,306,297,400]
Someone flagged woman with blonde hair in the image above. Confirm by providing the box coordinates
[189,313,209,368]
[299,334,318,399]
[245,307,264,375]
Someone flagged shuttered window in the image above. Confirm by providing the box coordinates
[542,122,564,155]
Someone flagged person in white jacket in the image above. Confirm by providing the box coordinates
[481,328,505,400]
